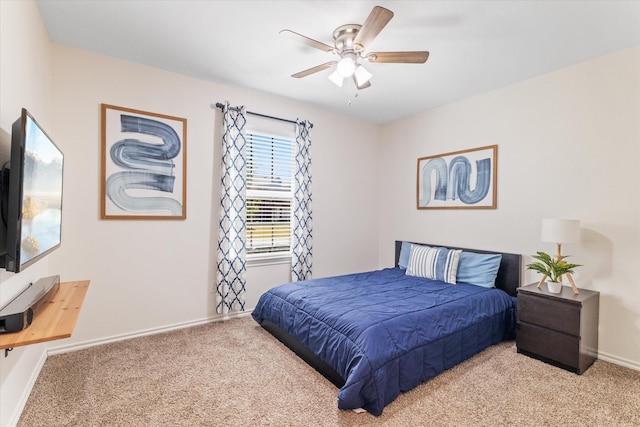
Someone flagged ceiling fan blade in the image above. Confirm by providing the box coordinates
[352,75,371,90]
[291,61,337,78]
[280,29,335,53]
[353,6,394,51]
[367,51,430,64]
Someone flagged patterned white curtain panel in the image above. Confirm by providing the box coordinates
[291,120,313,281]
[216,102,247,313]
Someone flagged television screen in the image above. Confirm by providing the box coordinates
[0,109,64,272]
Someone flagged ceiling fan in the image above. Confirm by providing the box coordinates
[281,5,429,90]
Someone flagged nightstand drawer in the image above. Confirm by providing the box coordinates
[518,293,580,335]
[517,322,579,368]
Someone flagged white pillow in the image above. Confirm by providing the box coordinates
[406,245,462,284]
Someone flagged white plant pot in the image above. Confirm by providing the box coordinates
[546,281,563,294]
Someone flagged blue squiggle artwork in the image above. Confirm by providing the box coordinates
[106,114,182,214]
[448,156,491,204]
[106,171,182,215]
[419,154,492,207]
[419,157,447,206]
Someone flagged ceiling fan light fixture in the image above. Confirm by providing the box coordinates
[328,69,344,87]
[336,56,356,77]
[354,64,372,86]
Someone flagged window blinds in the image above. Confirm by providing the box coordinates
[246,132,294,255]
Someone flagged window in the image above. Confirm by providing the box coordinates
[245,131,294,258]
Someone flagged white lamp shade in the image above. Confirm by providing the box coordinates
[541,219,580,244]
[328,69,344,87]
[354,64,372,86]
[336,56,356,77]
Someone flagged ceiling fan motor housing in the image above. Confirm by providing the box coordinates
[333,24,363,52]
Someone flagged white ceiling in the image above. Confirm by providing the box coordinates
[36,1,640,125]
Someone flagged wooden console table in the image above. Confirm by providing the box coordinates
[0,280,90,351]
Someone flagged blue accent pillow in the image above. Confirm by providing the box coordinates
[398,241,412,269]
[406,245,461,284]
[456,252,502,288]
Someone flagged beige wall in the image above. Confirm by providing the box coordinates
[0,2,56,426]
[47,44,380,341]
[378,46,640,369]
[0,1,53,305]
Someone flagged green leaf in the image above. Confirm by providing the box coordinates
[526,251,582,283]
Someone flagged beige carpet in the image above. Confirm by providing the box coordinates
[19,316,640,426]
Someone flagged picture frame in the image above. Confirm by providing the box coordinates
[101,104,187,219]
[416,145,497,210]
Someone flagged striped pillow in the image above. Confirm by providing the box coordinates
[406,245,462,284]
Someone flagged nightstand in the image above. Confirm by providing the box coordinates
[516,283,599,374]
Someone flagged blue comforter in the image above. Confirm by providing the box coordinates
[251,268,516,416]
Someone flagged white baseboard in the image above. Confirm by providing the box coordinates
[597,351,640,372]
[7,347,48,427]
[47,311,252,356]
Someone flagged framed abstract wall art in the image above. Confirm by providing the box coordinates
[101,104,187,219]
[416,145,497,210]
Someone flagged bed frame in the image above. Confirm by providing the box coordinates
[259,241,522,389]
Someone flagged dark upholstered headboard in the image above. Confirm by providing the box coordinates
[394,241,522,297]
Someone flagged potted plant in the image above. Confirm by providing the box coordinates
[526,251,582,293]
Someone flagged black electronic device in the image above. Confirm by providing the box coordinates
[0,275,60,333]
[0,108,64,272]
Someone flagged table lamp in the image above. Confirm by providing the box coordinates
[539,218,581,294]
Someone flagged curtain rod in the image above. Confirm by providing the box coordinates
[213,102,313,129]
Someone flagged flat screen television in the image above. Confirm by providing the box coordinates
[0,108,64,272]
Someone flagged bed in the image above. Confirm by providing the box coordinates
[251,241,521,416]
